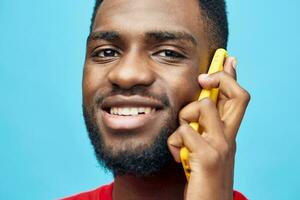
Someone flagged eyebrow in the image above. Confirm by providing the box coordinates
[87,31,121,43]
[145,31,197,46]
[87,30,197,46]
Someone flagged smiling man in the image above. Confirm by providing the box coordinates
[62,0,250,199]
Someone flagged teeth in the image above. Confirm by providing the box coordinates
[109,107,154,116]
[145,107,151,114]
[130,108,138,115]
[124,107,130,115]
[138,107,145,113]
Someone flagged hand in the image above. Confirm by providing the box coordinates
[167,57,250,200]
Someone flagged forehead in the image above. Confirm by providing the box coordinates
[93,0,205,44]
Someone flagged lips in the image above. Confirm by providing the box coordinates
[100,95,164,130]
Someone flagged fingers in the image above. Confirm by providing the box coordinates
[167,124,209,163]
[171,98,227,154]
[178,98,224,139]
[198,59,251,141]
[168,55,249,160]
[168,124,228,169]
[198,63,250,109]
[223,57,237,81]
[198,71,248,100]
[167,98,231,167]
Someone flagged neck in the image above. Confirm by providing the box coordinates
[113,162,186,200]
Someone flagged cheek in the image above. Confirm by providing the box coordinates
[168,55,210,109]
[164,68,200,112]
[163,53,209,110]
[82,65,108,106]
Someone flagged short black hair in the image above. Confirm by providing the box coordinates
[90,0,228,49]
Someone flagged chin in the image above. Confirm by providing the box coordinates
[83,100,178,176]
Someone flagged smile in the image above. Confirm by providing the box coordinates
[109,107,155,116]
[102,107,159,131]
[100,95,164,131]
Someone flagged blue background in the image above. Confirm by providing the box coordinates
[1,0,299,199]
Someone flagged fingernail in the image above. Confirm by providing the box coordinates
[198,73,209,81]
[232,58,238,69]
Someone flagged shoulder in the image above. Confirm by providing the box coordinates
[233,190,248,200]
[60,182,114,200]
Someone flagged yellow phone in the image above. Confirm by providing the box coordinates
[180,48,228,181]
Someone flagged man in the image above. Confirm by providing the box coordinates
[63,0,250,199]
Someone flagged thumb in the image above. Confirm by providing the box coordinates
[167,132,184,163]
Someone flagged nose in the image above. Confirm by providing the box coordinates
[107,50,155,89]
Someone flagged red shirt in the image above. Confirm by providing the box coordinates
[61,183,247,200]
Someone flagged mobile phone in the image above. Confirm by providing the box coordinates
[180,48,228,181]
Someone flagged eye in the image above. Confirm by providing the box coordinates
[155,50,185,60]
[93,48,120,58]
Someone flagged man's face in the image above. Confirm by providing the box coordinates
[83,0,210,175]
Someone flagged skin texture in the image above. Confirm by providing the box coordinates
[83,0,250,199]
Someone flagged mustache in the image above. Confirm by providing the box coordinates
[95,85,170,108]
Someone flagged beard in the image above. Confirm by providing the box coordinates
[83,86,178,177]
